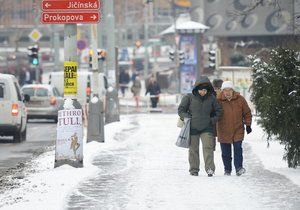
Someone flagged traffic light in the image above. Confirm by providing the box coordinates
[169,49,175,61]
[97,49,107,61]
[208,50,216,69]
[28,45,39,65]
[89,50,93,68]
[178,50,185,65]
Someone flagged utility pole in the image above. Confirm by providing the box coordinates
[144,1,150,79]
[105,0,120,124]
[53,25,60,71]
[106,0,116,86]
[55,23,83,168]
[172,0,180,94]
[87,24,105,142]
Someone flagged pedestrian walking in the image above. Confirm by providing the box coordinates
[145,77,161,108]
[178,76,222,177]
[131,75,142,109]
[211,79,224,151]
[217,80,252,176]
[119,70,130,97]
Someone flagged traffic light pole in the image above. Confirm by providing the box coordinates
[172,0,181,95]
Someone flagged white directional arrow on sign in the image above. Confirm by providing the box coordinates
[45,2,51,8]
[90,15,97,20]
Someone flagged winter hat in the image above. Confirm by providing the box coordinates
[212,79,223,89]
[221,81,234,90]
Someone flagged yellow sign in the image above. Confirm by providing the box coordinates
[64,61,78,95]
[29,29,42,42]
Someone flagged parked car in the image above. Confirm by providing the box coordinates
[21,84,63,123]
[48,71,108,105]
[0,73,29,142]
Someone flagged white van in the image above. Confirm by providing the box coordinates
[48,71,108,105]
[0,73,29,142]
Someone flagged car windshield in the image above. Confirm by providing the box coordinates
[22,87,49,97]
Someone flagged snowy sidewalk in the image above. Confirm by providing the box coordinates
[66,114,300,210]
[0,114,299,210]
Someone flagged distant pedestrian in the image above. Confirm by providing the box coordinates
[145,77,161,108]
[178,76,222,177]
[131,75,142,109]
[119,70,130,97]
[217,81,252,176]
[212,79,223,97]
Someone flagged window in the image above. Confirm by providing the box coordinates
[53,87,61,97]
[14,82,22,101]
[22,88,35,97]
[35,88,49,97]
[0,83,4,98]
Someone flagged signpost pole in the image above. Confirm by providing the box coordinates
[40,0,101,168]
[54,23,83,168]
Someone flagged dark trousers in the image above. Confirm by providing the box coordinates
[150,97,159,108]
[220,141,243,173]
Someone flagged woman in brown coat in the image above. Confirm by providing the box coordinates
[217,81,252,176]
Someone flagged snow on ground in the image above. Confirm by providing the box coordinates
[0,114,299,210]
[245,117,300,187]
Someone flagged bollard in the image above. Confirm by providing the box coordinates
[87,96,105,142]
[105,86,120,124]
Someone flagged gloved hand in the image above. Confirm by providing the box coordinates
[246,126,252,134]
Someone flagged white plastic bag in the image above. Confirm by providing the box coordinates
[176,118,191,148]
[177,118,184,128]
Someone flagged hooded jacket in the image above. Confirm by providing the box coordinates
[217,91,252,143]
[178,76,222,135]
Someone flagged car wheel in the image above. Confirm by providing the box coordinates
[13,130,22,143]
[21,127,27,141]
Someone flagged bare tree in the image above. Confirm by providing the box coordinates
[227,0,281,17]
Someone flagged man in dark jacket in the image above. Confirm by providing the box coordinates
[119,70,130,97]
[145,77,161,108]
[178,76,222,177]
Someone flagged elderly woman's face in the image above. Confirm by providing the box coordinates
[223,88,233,99]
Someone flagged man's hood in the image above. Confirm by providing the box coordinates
[192,76,215,96]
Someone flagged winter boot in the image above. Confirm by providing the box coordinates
[207,169,214,177]
[190,172,198,176]
[236,168,246,176]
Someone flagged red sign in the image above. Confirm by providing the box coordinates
[41,0,100,11]
[41,12,100,24]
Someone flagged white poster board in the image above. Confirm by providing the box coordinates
[55,109,83,166]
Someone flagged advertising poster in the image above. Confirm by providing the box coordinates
[55,109,83,165]
[64,61,78,95]
[179,34,198,93]
[180,65,197,94]
[179,35,197,65]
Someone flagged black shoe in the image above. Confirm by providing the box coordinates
[224,171,231,176]
[236,168,246,176]
[190,172,198,176]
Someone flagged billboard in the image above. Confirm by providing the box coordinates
[179,34,198,93]
[204,0,298,36]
